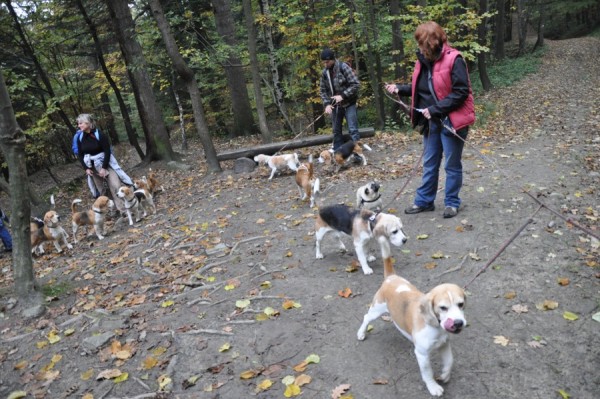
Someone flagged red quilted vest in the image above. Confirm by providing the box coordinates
[411,44,475,130]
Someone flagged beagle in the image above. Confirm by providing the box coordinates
[356,181,382,211]
[333,141,370,172]
[357,268,467,397]
[315,204,407,275]
[116,186,156,226]
[317,148,333,165]
[254,153,300,180]
[71,196,114,243]
[295,154,320,208]
[30,210,73,255]
[136,169,163,195]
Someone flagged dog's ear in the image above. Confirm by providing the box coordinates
[420,293,439,327]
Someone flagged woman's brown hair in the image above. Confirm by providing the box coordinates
[414,21,448,62]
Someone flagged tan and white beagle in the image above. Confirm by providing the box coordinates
[357,267,467,396]
[315,204,407,275]
[30,210,73,255]
[117,186,156,226]
[295,154,320,208]
[71,196,114,243]
[254,153,300,180]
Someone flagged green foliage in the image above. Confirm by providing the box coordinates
[42,281,72,298]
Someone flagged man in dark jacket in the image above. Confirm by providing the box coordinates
[319,48,361,152]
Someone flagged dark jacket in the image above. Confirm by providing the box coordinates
[77,129,111,170]
[319,60,360,107]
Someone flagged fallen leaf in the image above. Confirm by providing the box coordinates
[305,354,320,364]
[562,311,579,321]
[142,356,158,370]
[295,374,311,386]
[536,300,558,310]
[293,360,307,372]
[424,262,437,270]
[338,287,352,298]
[431,251,444,259]
[557,277,570,286]
[235,299,251,309]
[6,391,27,399]
[256,379,273,392]
[161,300,174,308]
[332,383,351,399]
[504,291,517,300]
[372,378,388,385]
[219,343,231,352]
[493,335,509,346]
[284,383,301,397]
[416,234,429,240]
[557,389,571,399]
[511,304,528,314]
[96,369,123,381]
[240,369,258,379]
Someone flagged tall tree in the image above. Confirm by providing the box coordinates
[212,0,256,137]
[532,0,545,51]
[104,0,176,163]
[242,0,271,143]
[366,0,385,129]
[390,0,407,81]
[494,0,506,60]
[478,0,492,91]
[0,69,44,318]
[74,0,144,160]
[517,0,529,55]
[148,0,221,172]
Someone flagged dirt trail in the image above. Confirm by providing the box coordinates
[1,37,599,399]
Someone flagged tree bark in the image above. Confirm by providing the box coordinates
[148,0,221,172]
[75,0,144,160]
[366,0,385,128]
[242,0,272,143]
[533,0,545,51]
[390,0,406,81]
[104,0,176,163]
[494,0,506,60]
[0,70,45,317]
[517,0,529,55]
[478,0,492,91]
[212,0,256,137]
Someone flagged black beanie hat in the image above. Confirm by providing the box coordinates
[320,48,335,61]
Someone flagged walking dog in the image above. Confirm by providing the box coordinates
[315,204,407,275]
[254,153,300,180]
[71,196,114,243]
[116,186,156,226]
[357,269,467,396]
[295,154,320,207]
[333,141,369,172]
[30,210,73,255]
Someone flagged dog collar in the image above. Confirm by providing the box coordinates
[361,194,381,205]
[368,213,378,232]
[93,207,104,214]
[124,197,138,209]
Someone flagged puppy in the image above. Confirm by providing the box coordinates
[71,196,114,243]
[254,153,300,180]
[315,204,407,275]
[30,210,73,255]
[116,186,156,226]
[357,270,467,397]
[333,141,369,172]
[295,154,320,207]
[317,148,333,165]
[356,181,382,211]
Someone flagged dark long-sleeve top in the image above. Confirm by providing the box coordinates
[77,129,111,170]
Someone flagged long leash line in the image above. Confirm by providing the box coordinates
[383,86,599,288]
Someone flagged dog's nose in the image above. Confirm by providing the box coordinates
[454,320,464,329]
[402,237,408,244]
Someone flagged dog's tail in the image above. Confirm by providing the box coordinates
[362,143,372,151]
[71,198,83,213]
[50,194,56,209]
[383,257,395,278]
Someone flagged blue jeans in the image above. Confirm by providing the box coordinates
[414,120,466,209]
[0,218,12,251]
[332,103,360,150]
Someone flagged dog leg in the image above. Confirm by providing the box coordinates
[147,197,157,214]
[354,238,374,275]
[335,232,347,252]
[415,348,444,396]
[438,342,454,383]
[360,154,367,166]
[94,224,105,240]
[53,241,63,253]
[72,223,79,244]
[62,232,73,250]
[357,302,388,340]
[126,210,134,226]
[315,227,329,259]
[268,168,276,180]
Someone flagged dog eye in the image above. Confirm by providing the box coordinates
[439,306,448,312]
[391,229,398,234]
[458,302,464,308]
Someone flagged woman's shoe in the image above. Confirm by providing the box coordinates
[404,204,435,214]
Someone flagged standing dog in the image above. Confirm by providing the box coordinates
[295,154,320,207]
[138,169,164,195]
[254,153,300,180]
[315,204,407,275]
[357,269,467,397]
[333,141,370,172]
[30,210,73,255]
[71,196,114,243]
[317,148,333,165]
[117,186,156,226]
[356,181,382,211]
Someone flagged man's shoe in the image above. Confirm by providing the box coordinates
[443,206,458,218]
[405,204,435,214]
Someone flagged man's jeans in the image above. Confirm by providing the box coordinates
[414,120,466,209]
[332,103,360,150]
[0,218,12,251]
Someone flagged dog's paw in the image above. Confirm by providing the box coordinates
[426,382,444,397]
[316,253,324,259]
[439,371,451,383]
[367,255,376,262]
[357,330,366,341]
[67,244,73,250]
[362,266,374,275]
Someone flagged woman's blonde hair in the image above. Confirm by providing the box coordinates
[414,21,448,62]
[76,113,96,130]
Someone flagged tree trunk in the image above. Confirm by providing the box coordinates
[259,0,294,133]
[366,0,386,128]
[494,0,506,60]
[148,0,221,172]
[105,0,176,163]
[390,0,406,81]
[212,0,256,137]
[0,70,45,318]
[517,0,529,55]
[533,0,545,51]
[171,74,187,152]
[242,0,272,143]
[75,0,144,160]
[478,0,492,91]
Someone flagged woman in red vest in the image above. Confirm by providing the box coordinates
[386,21,475,218]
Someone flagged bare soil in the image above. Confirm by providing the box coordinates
[1,37,599,399]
